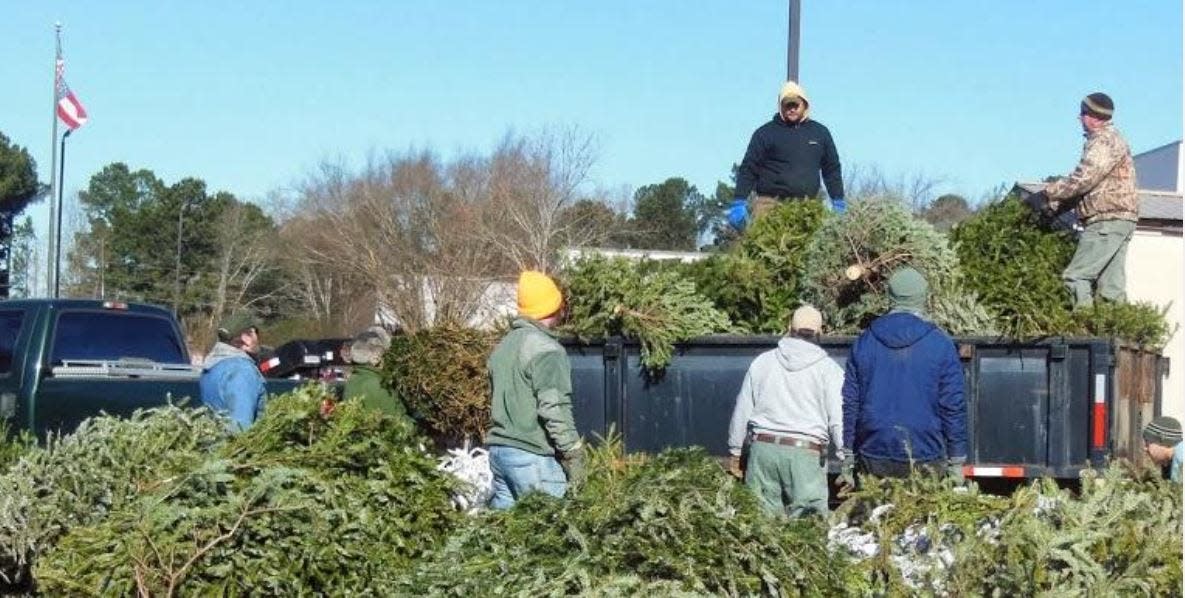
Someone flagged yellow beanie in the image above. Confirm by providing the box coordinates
[517,270,563,320]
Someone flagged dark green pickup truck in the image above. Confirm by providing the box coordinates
[0,299,304,436]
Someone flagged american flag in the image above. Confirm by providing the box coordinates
[55,46,88,130]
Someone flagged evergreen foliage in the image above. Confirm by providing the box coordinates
[947,466,1182,595]
[384,325,499,444]
[953,196,1174,347]
[951,195,1078,337]
[34,387,459,596]
[561,255,733,370]
[684,200,826,333]
[0,406,229,590]
[834,464,1182,595]
[0,421,35,474]
[402,440,856,596]
[799,199,996,334]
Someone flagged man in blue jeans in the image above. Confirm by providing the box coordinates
[485,271,585,509]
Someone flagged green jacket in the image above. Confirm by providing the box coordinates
[485,318,581,455]
[342,366,411,422]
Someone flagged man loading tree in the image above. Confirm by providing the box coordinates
[1042,92,1139,309]
[727,80,845,230]
[485,270,585,509]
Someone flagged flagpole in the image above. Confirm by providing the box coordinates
[47,22,61,298]
[55,130,71,299]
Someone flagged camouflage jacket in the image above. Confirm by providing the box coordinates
[1044,124,1138,224]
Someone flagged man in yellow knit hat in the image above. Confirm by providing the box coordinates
[485,270,585,509]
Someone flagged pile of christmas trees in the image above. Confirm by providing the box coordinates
[0,397,1178,595]
[560,195,1172,374]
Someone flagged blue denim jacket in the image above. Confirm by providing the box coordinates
[199,342,265,431]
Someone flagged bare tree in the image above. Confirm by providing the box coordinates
[843,163,945,213]
[479,128,600,273]
[206,202,285,333]
[286,153,494,332]
[278,129,603,332]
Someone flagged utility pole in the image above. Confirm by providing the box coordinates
[173,200,191,313]
[787,0,801,82]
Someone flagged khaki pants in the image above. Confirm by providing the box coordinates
[750,195,782,221]
[744,441,828,517]
[1063,219,1136,308]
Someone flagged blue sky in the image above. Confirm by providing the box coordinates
[3,1,1182,251]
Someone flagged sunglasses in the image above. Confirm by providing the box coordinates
[781,101,802,110]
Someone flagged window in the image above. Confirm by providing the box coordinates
[50,311,187,365]
[0,310,25,374]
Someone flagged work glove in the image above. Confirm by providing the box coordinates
[835,452,856,493]
[830,197,847,215]
[947,457,967,482]
[726,198,748,231]
[560,445,587,486]
[727,455,744,480]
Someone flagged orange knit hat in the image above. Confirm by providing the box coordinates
[517,270,563,320]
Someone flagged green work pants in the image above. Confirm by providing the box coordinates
[1063,219,1136,308]
[744,441,828,517]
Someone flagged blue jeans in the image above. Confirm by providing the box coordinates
[488,444,567,510]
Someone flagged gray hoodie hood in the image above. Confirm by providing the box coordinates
[774,337,830,372]
[203,341,253,371]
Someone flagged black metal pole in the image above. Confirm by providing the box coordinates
[787,0,801,82]
[54,129,71,299]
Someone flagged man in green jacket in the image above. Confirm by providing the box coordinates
[486,270,585,509]
[342,326,412,426]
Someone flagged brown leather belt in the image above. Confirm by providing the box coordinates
[752,433,823,453]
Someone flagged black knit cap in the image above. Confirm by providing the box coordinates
[1143,416,1182,446]
[1081,92,1114,120]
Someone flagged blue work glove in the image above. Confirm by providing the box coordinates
[726,198,748,230]
[830,197,847,214]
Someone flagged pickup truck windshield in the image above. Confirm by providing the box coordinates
[51,311,188,365]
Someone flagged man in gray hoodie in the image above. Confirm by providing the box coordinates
[727,305,844,517]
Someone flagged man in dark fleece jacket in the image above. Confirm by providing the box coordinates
[838,267,967,486]
[728,80,845,230]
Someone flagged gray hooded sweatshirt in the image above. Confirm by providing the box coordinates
[727,337,844,456]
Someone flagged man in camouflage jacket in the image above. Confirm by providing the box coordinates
[1043,92,1139,308]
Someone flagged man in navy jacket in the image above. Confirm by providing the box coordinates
[838,267,967,485]
[728,80,845,230]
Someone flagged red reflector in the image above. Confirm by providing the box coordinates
[102,301,128,310]
[260,357,280,372]
[1092,403,1106,449]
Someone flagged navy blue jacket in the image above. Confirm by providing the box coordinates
[735,116,843,200]
[841,312,967,463]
